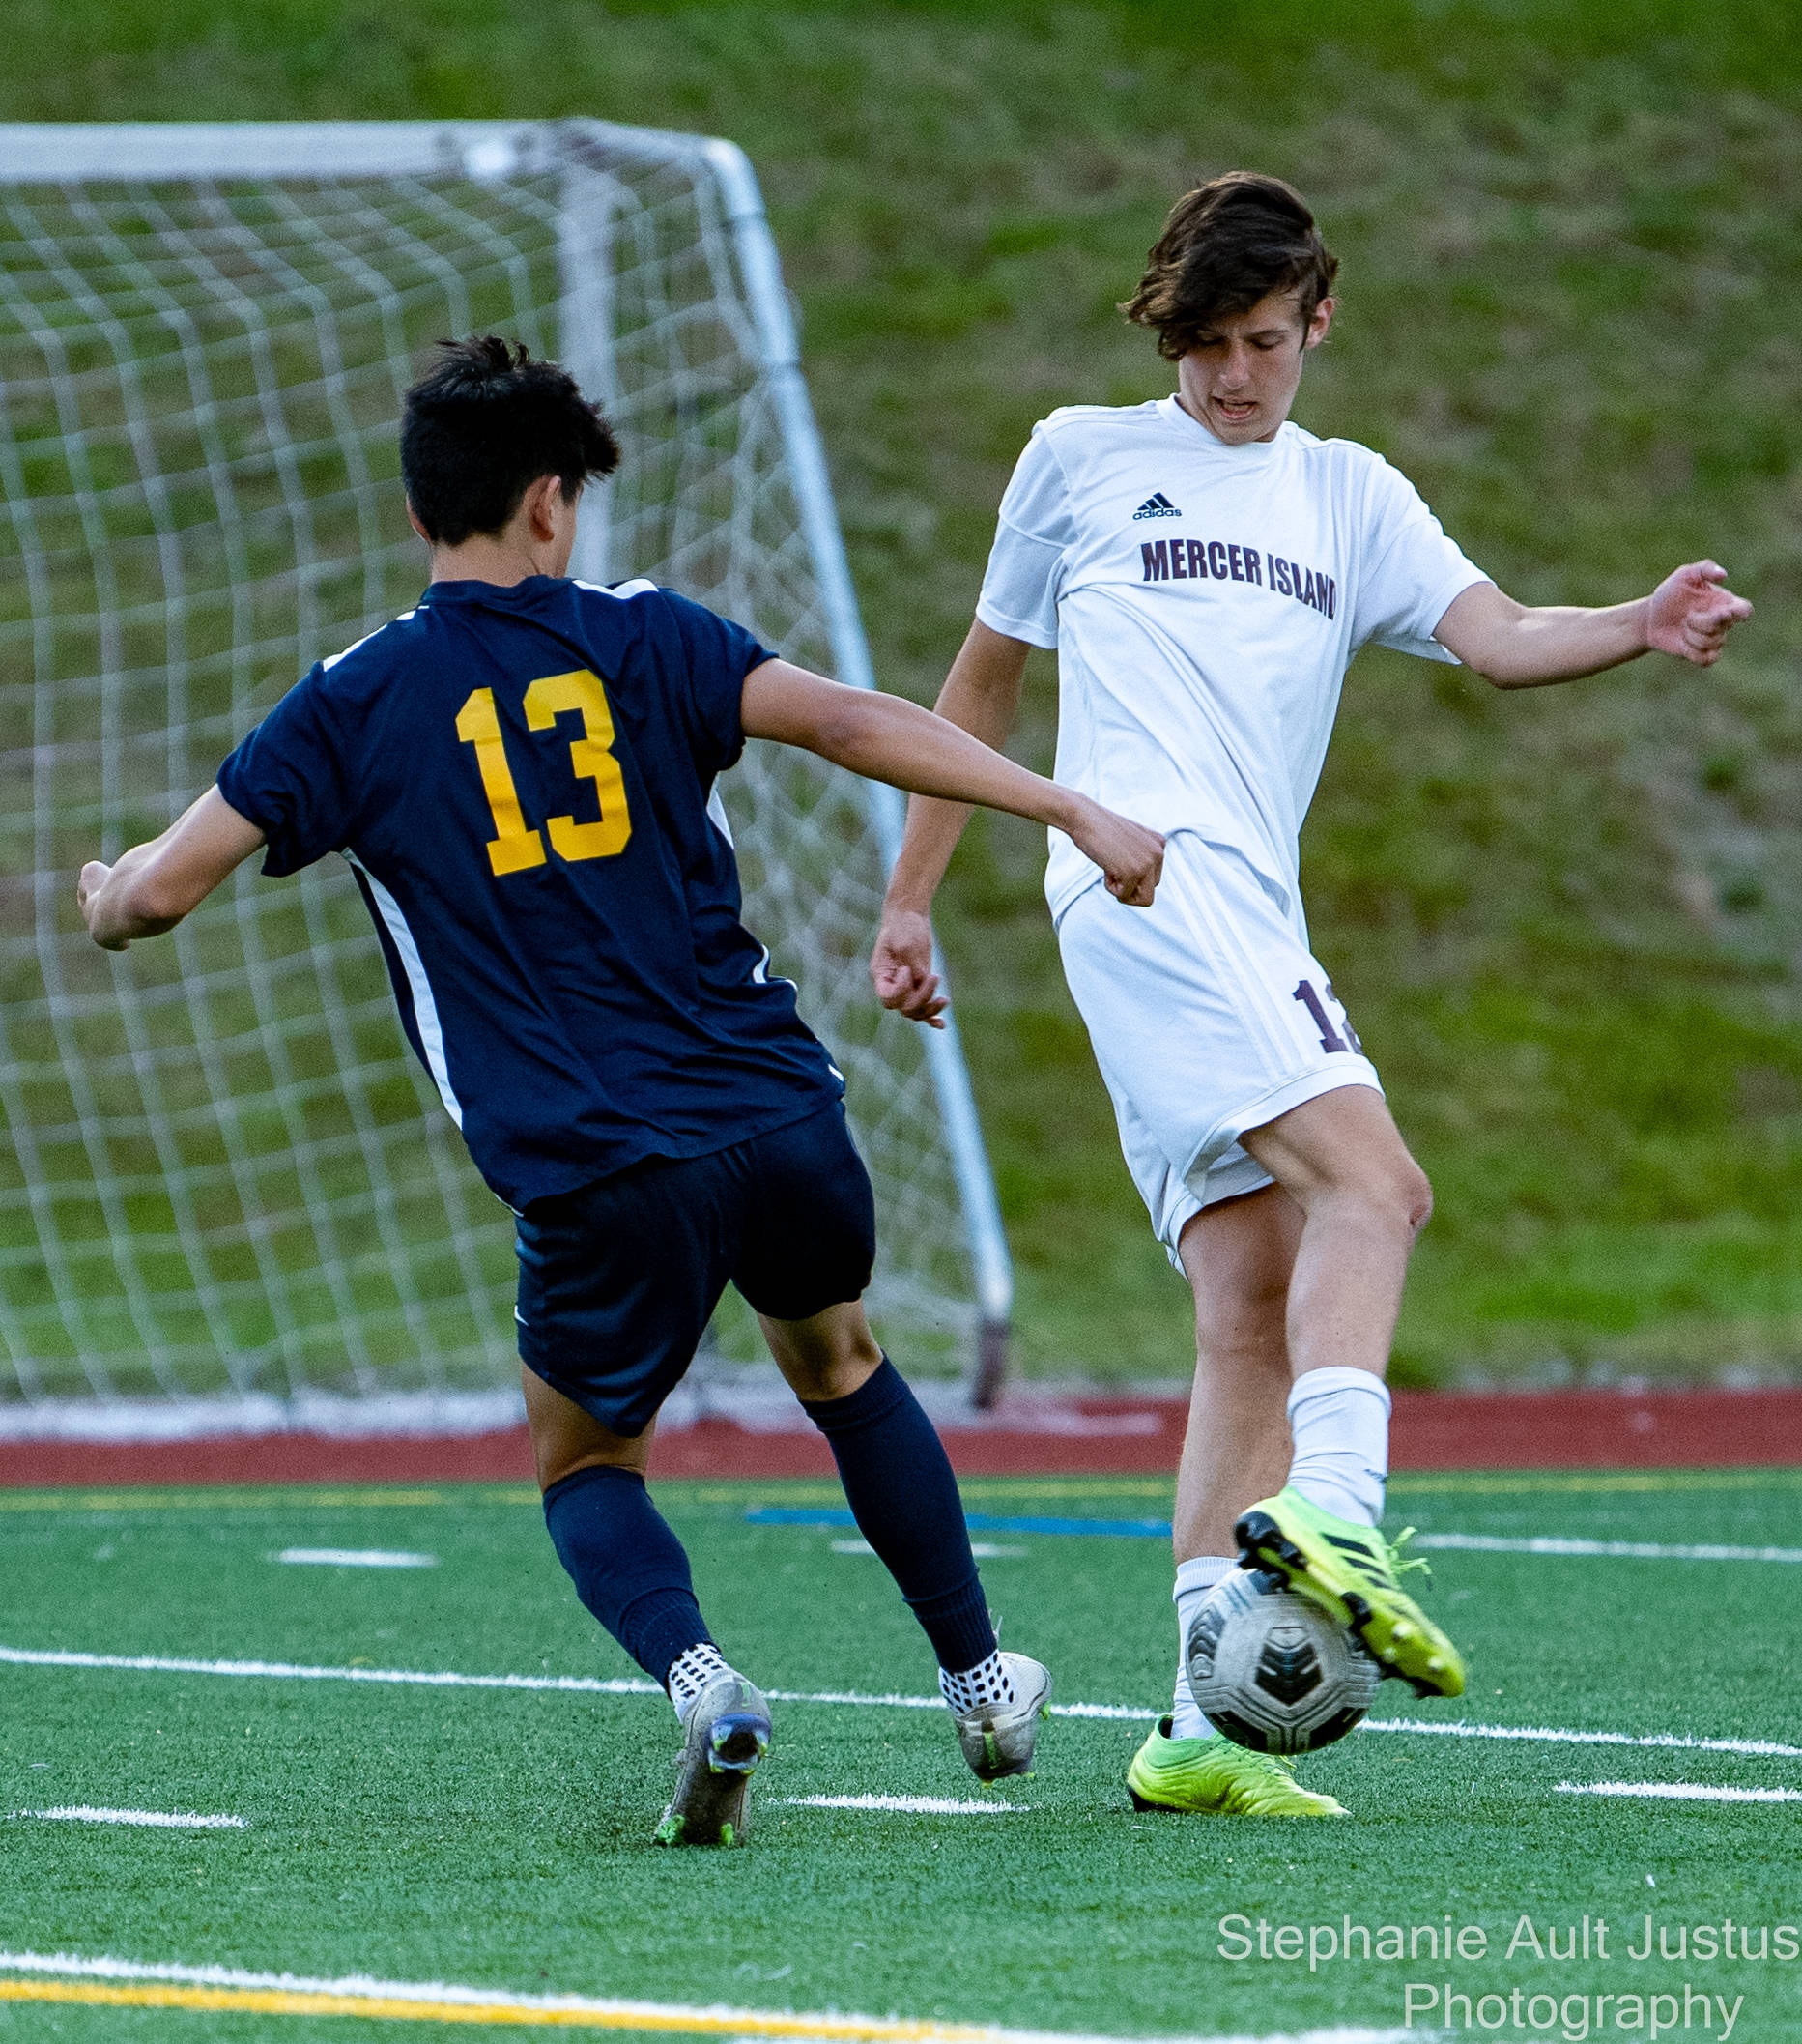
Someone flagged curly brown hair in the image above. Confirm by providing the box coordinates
[1122,173,1338,362]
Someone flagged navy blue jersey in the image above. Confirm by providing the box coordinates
[216,576,843,1209]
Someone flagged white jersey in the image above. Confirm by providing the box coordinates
[976,396,1490,924]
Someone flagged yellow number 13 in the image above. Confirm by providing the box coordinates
[455,670,633,878]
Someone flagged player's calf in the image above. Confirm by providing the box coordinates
[796,1352,1057,1777]
[537,1453,774,1840]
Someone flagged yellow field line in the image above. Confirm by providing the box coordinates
[699,1482,1180,1506]
[4,1468,1797,1515]
[0,1488,539,1514]
[0,1978,998,2038]
[1388,1468,1802,1496]
[953,1480,1175,1501]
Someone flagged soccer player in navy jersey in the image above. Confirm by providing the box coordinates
[77,336,1164,1846]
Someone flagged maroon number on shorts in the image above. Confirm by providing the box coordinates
[1293,978,1352,1054]
[1324,982,1363,1054]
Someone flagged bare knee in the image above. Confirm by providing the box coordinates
[1243,1089,1431,1241]
[1355,1158,1432,1241]
[1392,1160,1433,1236]
[761,1300,883,1404]
[521,1365,650,1492]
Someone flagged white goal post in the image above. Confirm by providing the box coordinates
[0,119,1014,1424]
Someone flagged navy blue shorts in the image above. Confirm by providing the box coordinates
[514,1101,876,1437]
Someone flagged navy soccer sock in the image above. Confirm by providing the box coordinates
[801,1358,996,1675]
[542,1464,713,1691]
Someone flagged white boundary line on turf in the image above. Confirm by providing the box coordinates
[0,1644,1130,1716]
[1357,1717,1802,1758]
[1417,1533,1802,1564]
[775,1795,1024,1815]
[4,1642,1796,1757]
[1555,1782,1802,1803]
[0,1949,1413,2044]
[0,1643,662,1697]
[11,1807,246,1828]
[273,1549,438,1569]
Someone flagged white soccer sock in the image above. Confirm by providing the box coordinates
[1285,1365,1392,1528]
[667,1641,729,1723]
[939,1650,1015,1713]
[1170,1553,1235,1739]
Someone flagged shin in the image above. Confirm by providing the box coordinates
[765,1302,1001,1692]
[524,1367,722,1712]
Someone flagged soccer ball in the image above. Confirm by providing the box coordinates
[1186,1566,1379,1755]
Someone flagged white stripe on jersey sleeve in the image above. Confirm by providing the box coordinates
[573,578,660,599]
[343,852,464,1129]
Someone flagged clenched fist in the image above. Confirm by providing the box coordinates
[1645,561,1752,667]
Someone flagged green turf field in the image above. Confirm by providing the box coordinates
[6,0,1802,1385]
[2,1471,1799,2041]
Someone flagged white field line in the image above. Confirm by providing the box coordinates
[14,1807,245,1828]
[1555,1781,1802,1803]
[831,1540,1025,1560]
[0,1948,1414,2044]
[1359,1717,1801,1758]
[1417,1533,1802,1563]
[273,1548,438,1569]
[775,1795,1024,1815]
[4,1642,1796,1757]
[0,1644,1104,1715]
[0,1643,662,1697]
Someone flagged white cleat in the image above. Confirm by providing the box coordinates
[947,1651,1053,1783]
[652,1667,770,1847]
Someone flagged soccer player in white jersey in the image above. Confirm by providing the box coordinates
[871,173,1751,1819]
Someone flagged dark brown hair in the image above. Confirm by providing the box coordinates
[1122,173,1338,362]
[401,335,619,546]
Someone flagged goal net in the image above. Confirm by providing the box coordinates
[0,119,1012,1423]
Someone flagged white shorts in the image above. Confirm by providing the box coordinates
[1057,833,1382,1262]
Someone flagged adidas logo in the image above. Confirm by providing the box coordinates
[1131,491,1182,520]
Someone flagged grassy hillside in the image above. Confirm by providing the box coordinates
[9,0,1802,1382]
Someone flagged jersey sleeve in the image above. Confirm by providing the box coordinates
[655,589,773,778]
[1352,459,1491,664]
[975,426,1076,649]
[215,666,357,878]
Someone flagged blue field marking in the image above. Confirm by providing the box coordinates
[745,1506,1173,1540]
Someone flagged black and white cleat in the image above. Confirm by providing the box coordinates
[653,1669,771,1848]
[947,1652,1053,1784]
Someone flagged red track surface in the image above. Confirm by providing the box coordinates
[2,1387,1799,1487]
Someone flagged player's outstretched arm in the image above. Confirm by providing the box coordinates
[1435,561,1752,689]
[741,653,1160,963]
[852,621,1033,1028]
[77,788,267,950]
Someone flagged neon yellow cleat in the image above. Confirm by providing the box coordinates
[1234,1486,1466,1699]
[1127,1719,1349,1818]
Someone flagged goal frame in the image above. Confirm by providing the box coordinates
[0,118,1015,1408]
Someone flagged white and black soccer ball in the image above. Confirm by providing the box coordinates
[1186,1566,1379,1756]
